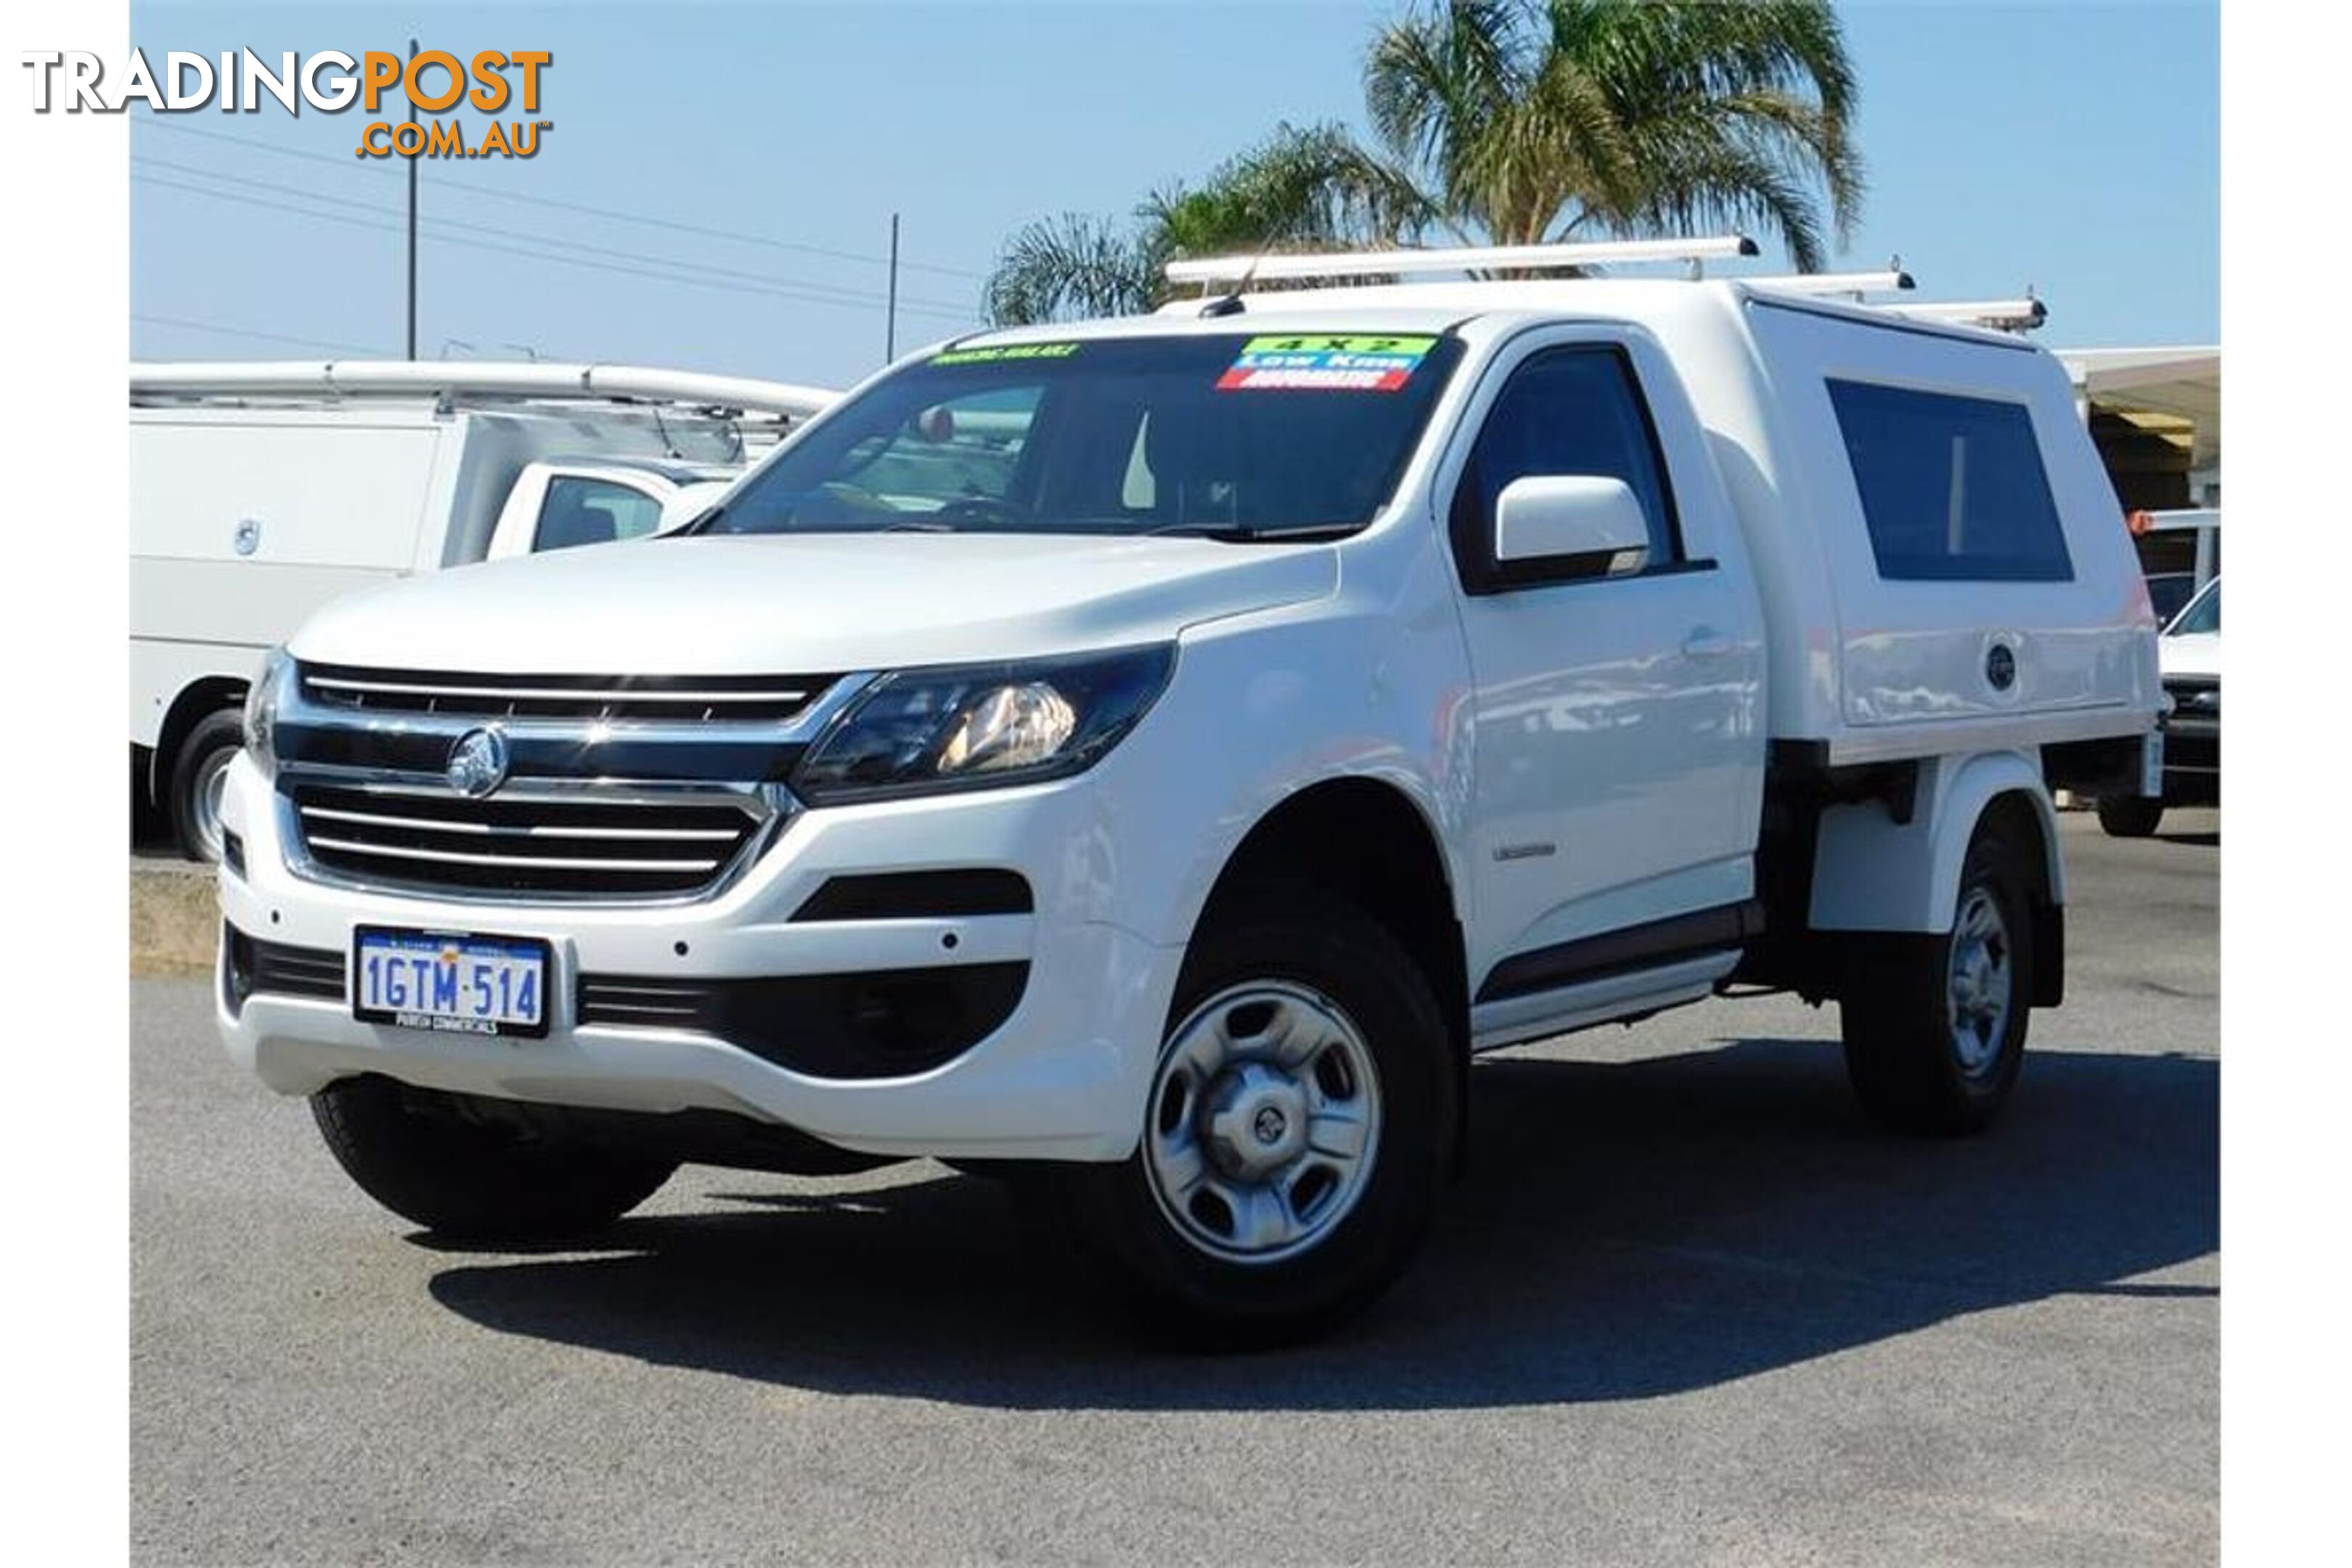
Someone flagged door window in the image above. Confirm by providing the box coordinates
[534,477,666,552]
[1450,346,1681,593]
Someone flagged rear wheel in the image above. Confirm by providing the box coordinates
[1051,889,1455,1347]
[2096,796,2165,838]
[311,1076,677,1240]
[1840,820,2036,1136]
[167,709,245,864]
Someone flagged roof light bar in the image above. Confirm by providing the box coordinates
[1880,298,2049,332]
[1164,234,1759,286]
[1745,270,1916,296]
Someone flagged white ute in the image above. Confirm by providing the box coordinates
[216,240,2162,1344]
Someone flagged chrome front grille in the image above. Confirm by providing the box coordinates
[298,663,833,725]
[286,782,776,899]
[270,659,862,904]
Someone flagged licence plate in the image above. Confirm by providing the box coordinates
[2141,729,2166,797]
[353,927,551,1038]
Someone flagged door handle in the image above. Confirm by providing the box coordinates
[1681,627,1734,659]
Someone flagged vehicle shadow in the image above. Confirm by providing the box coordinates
[425,1039,2216,1412]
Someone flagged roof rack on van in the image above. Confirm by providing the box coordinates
[126,360,840,418]
[1164,234,1761,287]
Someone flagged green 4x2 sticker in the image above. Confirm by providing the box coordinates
[1217,334,1436,391]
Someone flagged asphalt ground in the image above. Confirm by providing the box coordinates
[131,809,2218,1566]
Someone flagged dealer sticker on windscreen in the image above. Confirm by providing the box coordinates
[353,927,550,1039]
[1217,334,1437,392]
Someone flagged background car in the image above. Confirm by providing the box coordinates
[2100,576,2218,836]
[2144,569,2200,628]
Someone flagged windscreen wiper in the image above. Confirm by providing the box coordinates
[1142,522,1356,543]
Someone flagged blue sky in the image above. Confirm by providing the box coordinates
[127,1,2218,387]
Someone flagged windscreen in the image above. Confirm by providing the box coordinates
[699,332,1464,541]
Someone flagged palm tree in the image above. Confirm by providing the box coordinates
[984,1,1860,324]
[983,213,1161,327]
[984,126,1424,325]
[1361,0,1859,265]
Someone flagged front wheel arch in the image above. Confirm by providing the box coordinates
[1183,777,1470,1158]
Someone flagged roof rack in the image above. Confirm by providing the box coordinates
[1159,237,2046,332]
[1744,269,1916,296]
[1164,234,1760,287]
[1879,297,2047,332]
[126,359,840,417]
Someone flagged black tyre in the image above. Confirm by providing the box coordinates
[168,709,245,864]
[2096,796,2165,838]
[1840,821,2036,1136]
[311,1076,677,1240]
[1050,887,1456,1348]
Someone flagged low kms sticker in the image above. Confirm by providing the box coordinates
[1217,334,1436,391]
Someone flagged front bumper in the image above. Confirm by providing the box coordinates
[213,752,1179,1162]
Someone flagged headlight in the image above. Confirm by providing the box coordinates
[242,646,290,775]
[793,645,1175,804]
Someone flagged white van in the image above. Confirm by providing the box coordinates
[214,243,2160,1343]
[131,362,833,859]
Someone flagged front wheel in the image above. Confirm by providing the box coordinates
[311,1076,677,1240]
[1840,821,2037,1136]
[1050,889,1456,1347]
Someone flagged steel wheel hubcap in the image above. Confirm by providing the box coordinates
[1143,981,1382,1264]
[1948,886,2014,1077]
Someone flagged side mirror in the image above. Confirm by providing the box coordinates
[1494,475,1651,578]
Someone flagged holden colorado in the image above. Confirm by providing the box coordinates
[217,245,2161,1344]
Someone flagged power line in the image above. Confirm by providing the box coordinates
[133,172,979,326]
[131,313,393,355]
[136,116,992,282]
[131,154,976,315]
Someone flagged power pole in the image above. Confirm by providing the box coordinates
[885,212,900,363]
[405,37,419,359]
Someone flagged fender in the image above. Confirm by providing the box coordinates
[1103,530,1479,956]
[1808,750,2063,933]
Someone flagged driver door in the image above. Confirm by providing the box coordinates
[1444,328,1765,1008]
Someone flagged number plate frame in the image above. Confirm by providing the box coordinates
[351,926,554,1040]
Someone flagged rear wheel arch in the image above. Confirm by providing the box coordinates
[1802,752,2065,1008]
[1930,759,2065,914]
[1811,751,2065,930]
